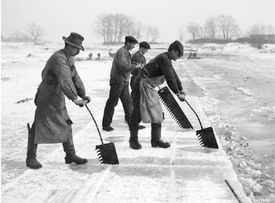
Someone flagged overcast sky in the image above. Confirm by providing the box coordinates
[1,0,275,44]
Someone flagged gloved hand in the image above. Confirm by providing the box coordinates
[83,96,91,103]
[176,92,186,101]
[73,99,88,107]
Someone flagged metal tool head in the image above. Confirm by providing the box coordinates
[95,142,119,165]
[196,127,219,149]
[158,86,193,129]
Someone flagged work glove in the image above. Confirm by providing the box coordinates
[176,92,186,101]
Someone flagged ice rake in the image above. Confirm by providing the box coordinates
[157,86,193,129]
[85,104,119,165]
[184,100,219,149]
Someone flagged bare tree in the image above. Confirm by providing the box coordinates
[259,24,266,35]
[123,16,137,37]
[136,21,144,40]
[146,25,160,42]
[204,16,219,39]
[246,24,264,47]
[246,24,261,38]
[266,24,275,35]
[10,31,25,43]
[218,15,240,39]
[93,13,140,43]
[26,22,45,45]
[187,23,201,40]
[178,28,185,42]
[93,14,108,43]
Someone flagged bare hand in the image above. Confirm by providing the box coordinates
[83,96,91,103]
[180,90,187,96]
[176,92,186,101]
[73,99,88,107]
[135,64,143,69]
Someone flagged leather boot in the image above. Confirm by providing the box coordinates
[126,119,145,130]
[26,123,42,169]
[63,140,88,164]
[129,129,142,150]
[151,123,170,148]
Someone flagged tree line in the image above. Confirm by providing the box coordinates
[184,16,275,48]
[2,22,45,44]
[93,13,159,44]
[2,14,274,45]
[184,15,274,42]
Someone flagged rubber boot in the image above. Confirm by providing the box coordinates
[63,140,88,164]
[26,123,42,169]
[129,129,142,150]
[151,123,170,148]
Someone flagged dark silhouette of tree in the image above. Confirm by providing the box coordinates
[145,25,160,43]
[218,15,240,39]
[178,28,185,42]
[26,22,45,45]
[266,24,275,35]
[93,14,142,44]
[93,13,159,44]
[136,21,143,40]
[204,16,219,39]
[187,23,201,40]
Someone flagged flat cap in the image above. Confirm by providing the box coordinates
[139,41,151,49]
[168,40,184,57]
[125,36,138,44]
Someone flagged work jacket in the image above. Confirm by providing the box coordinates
[110,46,136,81]
[34,49,86,143]
[140,52,183,94]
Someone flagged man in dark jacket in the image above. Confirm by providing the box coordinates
[102,36,144,131]
[130,41,151,89]
[26,32,91,169]
[129,40,186,150]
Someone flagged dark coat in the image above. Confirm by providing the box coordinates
[130,50,146,87]
[139,52,183,94]
[34,49,86,143]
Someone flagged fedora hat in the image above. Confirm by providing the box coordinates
[62,32,84,51]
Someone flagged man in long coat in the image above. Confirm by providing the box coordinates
[26,32,91,169]
[129,40,186,150]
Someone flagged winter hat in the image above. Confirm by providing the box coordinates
[125,36,138,44]
[139,41,151,49]
[168,40,184,57]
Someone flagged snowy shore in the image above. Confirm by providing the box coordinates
[1,42,275,202]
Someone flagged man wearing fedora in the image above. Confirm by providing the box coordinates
[26,32,91,169]
[102,36,145,131]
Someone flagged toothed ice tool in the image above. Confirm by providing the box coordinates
[184,100,219,149]
[157,86,193,129]
[85,104,119,164]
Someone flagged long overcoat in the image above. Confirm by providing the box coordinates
[34,49,86,144]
